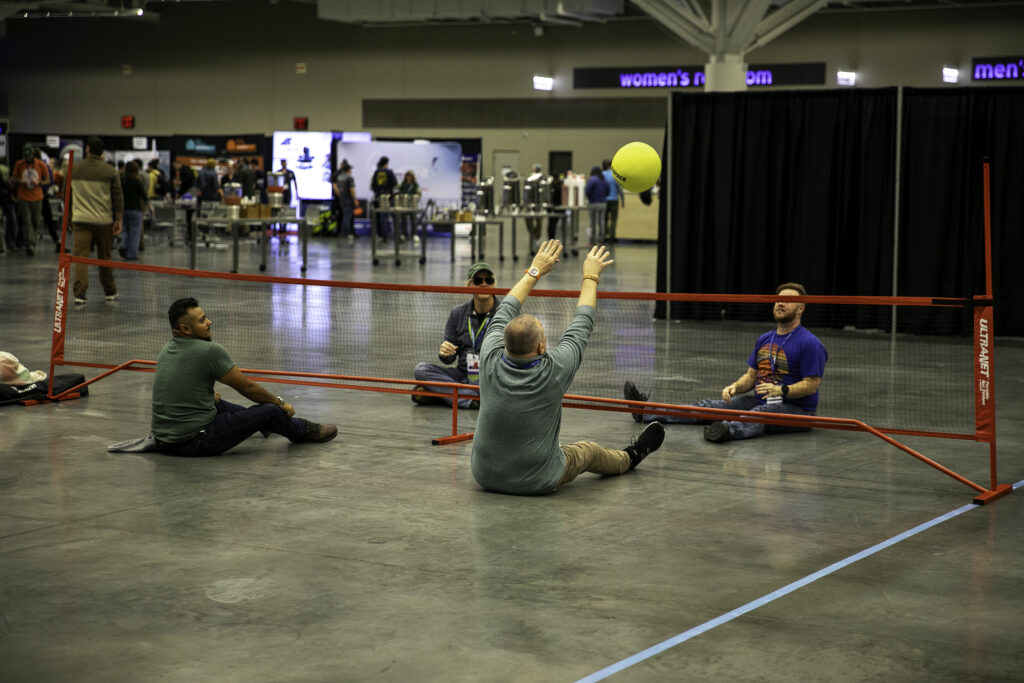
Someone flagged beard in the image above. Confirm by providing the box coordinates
[774,309,797,325]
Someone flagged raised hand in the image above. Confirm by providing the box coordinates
[582,244,614,279]
[530,240,564,277]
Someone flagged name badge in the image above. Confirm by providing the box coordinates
[466,353,481,381]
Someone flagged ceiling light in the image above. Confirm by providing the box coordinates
[942,67,959,84]
[533,76,554,91]
[837,71,857,86]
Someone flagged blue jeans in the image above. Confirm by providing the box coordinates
[339,198,354,237]
[372,197,391,238]
[642,395,814,440]
[2,203,19,249]
[413,362,479,408]
[122,209,143,258]
[155,399,309,457]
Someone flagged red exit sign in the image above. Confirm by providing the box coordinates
[293,116,309,131]
[121,115,135,129]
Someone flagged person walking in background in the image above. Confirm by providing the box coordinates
[37,148,61,250]
[602,158,624,244]
[146,159,168,200]
[277,159,298,207]
[370,156,397,242]
[238,157,257,200]
[120,161,148,260]
[332,160,358,243]
[70,136,123,305]
[173,158,195,199]
[50,155,69,252]
[585,166,610,246]
[11,144,51,256]
[250,158,266,202]
[397,170,419,243]
[0,158,19,254]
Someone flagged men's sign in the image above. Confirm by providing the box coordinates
[971,56,1024,81]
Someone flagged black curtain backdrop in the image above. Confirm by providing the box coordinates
[900,87,1024,336]
[656,88,897,327]
[658,86,1024,336]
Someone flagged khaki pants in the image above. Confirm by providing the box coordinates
[17,199,43,250]
[73,222,116,297]
[557,441,630,488]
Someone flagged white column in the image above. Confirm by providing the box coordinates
[705,54,748,92]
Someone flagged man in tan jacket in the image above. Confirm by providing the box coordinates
[70,136,123,304]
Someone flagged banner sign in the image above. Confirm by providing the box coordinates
[173,135,266,158]
[974,304,995,440]
[971,56,1024,81]
[573,62,825,89]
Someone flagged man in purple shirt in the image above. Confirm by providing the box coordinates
[624,282,828,443]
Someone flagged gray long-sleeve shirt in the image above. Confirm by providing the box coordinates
[470,297,596,495]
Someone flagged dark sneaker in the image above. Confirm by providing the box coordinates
[623,380,647,424]
[74,295,87,305]
[703,421,732,443]
[293,419,337,444]
[412,385,430,405]
[625,422,665,470]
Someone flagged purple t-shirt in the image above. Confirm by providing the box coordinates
[746,325,827,411]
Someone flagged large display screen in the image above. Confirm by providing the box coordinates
[273,131,333,202]
[334,140,463,206]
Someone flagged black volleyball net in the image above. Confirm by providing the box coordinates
[52,260,981,438]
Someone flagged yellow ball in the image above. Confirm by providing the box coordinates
[611,142,661,193]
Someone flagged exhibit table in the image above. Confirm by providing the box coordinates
[427,218,506,264]
[506,208,581,261]
[369,207,428,266]
[193,213,312,274]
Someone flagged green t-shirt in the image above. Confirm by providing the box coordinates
[151,337,235,443]
[470,298,595,495]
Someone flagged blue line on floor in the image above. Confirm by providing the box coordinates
[575,481,1023,683]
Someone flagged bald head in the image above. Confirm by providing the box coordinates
[504,315,546,357]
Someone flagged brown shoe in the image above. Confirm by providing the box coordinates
[292,419,338,444]
[309,422,338,443]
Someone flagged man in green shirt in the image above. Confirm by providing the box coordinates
[151,297,338,456]
[471,240,666,495]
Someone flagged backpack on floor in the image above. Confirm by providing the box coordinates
[0,374,89,406]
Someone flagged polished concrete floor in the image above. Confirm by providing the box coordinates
[1,227,1022,682]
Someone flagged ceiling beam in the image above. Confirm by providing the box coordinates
[747,0,827,51]
[631,0,716,53]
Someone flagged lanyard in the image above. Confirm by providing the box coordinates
[501,353,542,370]
[769,329,795,378]
[468,313,491,350]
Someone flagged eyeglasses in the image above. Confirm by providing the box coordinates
[473,276,495,285]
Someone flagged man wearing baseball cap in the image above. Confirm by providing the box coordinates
[412,262,498,409]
